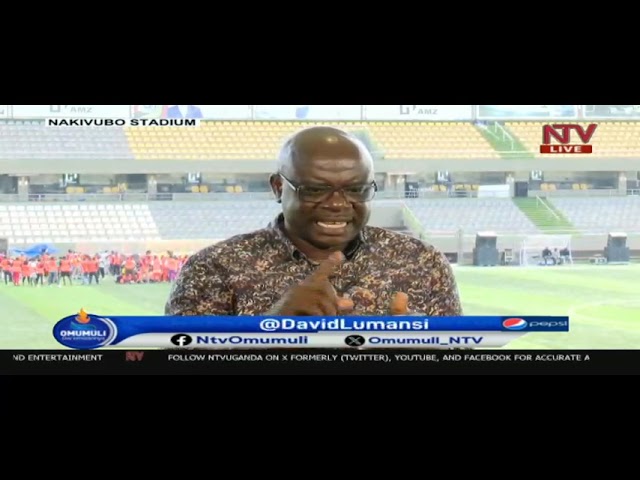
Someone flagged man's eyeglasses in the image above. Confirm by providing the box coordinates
[279,174,377,203]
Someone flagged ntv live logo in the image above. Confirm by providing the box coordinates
[540,124,597,154]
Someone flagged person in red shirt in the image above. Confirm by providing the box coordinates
[124,256,136,276]
[87,256,99,285]
[47,257,59,286]
[152,257,162,283]
[113,252,123,277]
[161,256,170,282]
[1,257,10,285]
[137,262,148,283]
[11,259,21,286]
[143,250,152,269]
[167,256,178,282]
[59,257,72,286]
[119,273,133,284]
[81,256,91,285]
[21,261,32,286]
[35,260,45,286]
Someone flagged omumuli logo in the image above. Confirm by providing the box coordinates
[53,308,118,349]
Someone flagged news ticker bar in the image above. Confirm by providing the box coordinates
[4,350,638,375]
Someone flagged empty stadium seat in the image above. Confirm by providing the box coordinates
[124,120,500,161]
[0,203,160,243]
[0,124,134,160]
[549,197,640,230]
[147,201,281,239]
[366,122,499,159]
[125,121,372,161]
[0,119,506,161]
[403,198,538,233]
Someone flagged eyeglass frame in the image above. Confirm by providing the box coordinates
[278,173,378,203]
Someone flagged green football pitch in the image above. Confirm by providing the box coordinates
[1,264,638,349]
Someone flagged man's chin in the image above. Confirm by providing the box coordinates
[307,232,357,251]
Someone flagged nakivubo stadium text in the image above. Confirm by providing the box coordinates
[45,118,198,127]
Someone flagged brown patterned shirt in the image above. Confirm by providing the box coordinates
[165,214,462,317]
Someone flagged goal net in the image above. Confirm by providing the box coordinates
[519,234,573,266]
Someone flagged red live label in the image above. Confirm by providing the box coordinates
[540,145,593,154]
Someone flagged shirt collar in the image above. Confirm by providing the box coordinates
[268,213,366,262]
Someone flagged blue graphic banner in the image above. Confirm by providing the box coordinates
[53,313,569,349]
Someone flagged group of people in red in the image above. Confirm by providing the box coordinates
[0,250,189,286]
[110,250,189,284]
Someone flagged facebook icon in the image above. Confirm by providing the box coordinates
[170,334,193,347]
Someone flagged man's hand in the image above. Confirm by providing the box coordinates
[389,292,410,315]
[346,289,419,316]
[270,252,354,316]
[389,292,426,316]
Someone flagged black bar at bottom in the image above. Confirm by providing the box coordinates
[1,349,639,374]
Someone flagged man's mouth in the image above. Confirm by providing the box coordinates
[316,221,349,229]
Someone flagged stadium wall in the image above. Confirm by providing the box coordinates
[366,200,405,228]
[421,232,640,265]
[30,232,639,266]
[2,158,640,175]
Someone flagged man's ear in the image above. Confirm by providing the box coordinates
[269,173,282,203]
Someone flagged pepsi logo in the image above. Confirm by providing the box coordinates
[503,318,528,330]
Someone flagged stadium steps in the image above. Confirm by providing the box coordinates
[476,122,534,159]
[512,197,575,232]
[545,196,640,231]
[401,204,426,238]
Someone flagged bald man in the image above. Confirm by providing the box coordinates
[166,126,462,317]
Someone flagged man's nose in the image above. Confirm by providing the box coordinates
[323,190,350,208]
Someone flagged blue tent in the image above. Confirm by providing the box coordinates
[9,243,60,258]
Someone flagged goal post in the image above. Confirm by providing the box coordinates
[519,234,573,266]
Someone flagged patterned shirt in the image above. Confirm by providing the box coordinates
[165,214,463,316]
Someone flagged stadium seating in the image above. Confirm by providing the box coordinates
[505,121,640,158]
[549,197,640,230]
[125,121,500,160]
[3,120,640,161]
[147,201,282,239]
[0,204,160,244]
[0,201,283,243]
[3,196,639,245]
[0,124,133,160]
[403,198,538,233]
[126,121,370,161]
[365,122,500,159]
[1,198,542,244]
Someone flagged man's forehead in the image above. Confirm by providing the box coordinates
[296,155,368,170]
[281,126,365,156]
[292,156,372,180]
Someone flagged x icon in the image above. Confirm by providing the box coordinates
[345,335,365,347]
